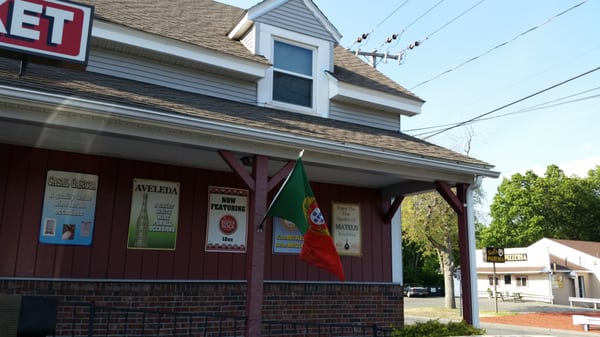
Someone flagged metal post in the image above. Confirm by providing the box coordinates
[493,262,498,313]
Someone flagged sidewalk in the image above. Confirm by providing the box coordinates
[404,296,599,337]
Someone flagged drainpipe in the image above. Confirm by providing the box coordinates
[466,176,482,328]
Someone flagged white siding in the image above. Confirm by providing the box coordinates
[330,102,401,131]
[241,27,256,54]
[87,49,257,104]
[256,0,335,42]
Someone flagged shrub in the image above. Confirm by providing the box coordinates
[391,319,485,337]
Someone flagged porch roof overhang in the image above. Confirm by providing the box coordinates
[0,59,498,196]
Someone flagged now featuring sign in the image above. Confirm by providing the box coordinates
[0,0,93,66]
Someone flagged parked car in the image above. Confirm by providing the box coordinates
[403,283,429,297]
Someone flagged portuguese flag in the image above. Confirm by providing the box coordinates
[266,152,345,282]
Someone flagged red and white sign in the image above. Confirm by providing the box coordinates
[206,186,248,253]
[0,0,93,64]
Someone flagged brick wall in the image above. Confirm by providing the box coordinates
[263,282,404,327]
[0,279,404,334]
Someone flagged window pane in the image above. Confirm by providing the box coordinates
[273,71,312,107]
[274,41,312,76]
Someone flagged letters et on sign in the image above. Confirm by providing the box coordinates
[0,0,93,64]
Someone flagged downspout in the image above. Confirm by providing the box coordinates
[391,196,403,283]
[466,176,482,328]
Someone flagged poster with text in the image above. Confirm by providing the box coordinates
[272,217,303,254]
[205,186,248,253]
[332,202,362,256]
[127,178,180,250]
[40,170,98,246]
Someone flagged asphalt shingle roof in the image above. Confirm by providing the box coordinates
[0,0,493,169]
[77,0,423,102]
[549,239,600,259]
[0,57,488,167]
[78,0,269,65]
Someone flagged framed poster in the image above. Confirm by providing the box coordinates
[39,170,98,245]
[272,217,303,254]
[127,178,180,250]
[205,186,248,253]
[332,202,362,256]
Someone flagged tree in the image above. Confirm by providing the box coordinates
[479,165,600,248]
[402,238,443,286]
[402,191,459,309]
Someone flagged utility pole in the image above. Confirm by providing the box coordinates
[349,49,403,68]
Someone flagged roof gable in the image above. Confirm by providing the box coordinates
[230,0,341,43]
[254,0,340,43]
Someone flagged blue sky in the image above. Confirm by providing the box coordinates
[217,0,600,221]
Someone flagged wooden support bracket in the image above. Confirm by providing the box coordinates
[383,196,404,224]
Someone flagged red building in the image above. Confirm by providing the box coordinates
[0,0,498,336]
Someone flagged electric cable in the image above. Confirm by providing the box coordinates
[409,0,588,90]
[388,0,486,53]
[407,90,600,135]
[413,65,600,139]
[348,0,410,49]
[377,0,446,52]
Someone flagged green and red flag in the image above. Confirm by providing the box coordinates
[266,153,345,282]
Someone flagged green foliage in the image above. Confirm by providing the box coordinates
[479,164,600,247]
[402,239,443,286]
[391,320,485,337]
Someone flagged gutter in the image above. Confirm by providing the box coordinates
[0,85,499,179]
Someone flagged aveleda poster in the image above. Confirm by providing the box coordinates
[127,178,180,250]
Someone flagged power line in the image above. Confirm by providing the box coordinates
[385,0,486,56]
[377,0,446,51]
[348,0,410,49]
[408,90,600,136]
[415,65,600,139]
[420,0,486,43]
[409,0,589,90]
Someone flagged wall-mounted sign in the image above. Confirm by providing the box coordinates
[552,274,564,289]
[205,186,248,253]
[483,246,505,263]
[272,217,303,254]
[505,253,527,261]
[127,178,180,250]
[0,0,94,66]
[39,170,98,245]
[332,202,361,256]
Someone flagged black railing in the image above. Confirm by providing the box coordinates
[262,320,393,337]
[49,301,393,337]
[55,302,246,337]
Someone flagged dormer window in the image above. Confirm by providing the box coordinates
[273,40,313,108]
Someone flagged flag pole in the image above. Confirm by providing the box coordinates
[256,149,304,232]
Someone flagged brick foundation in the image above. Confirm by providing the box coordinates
[0,279,404,329]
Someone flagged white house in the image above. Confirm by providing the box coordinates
[476,238,600,305]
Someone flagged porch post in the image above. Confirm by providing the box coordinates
[435,181,474,325]
[456,183,473,325]
[246,155,268,337]
[219,151,294,337]
[218,151,267,337]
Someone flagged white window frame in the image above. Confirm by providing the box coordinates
[271,39,316,109]
[515,276,528,287]
[254,23,333,117]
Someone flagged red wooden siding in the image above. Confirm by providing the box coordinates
[0,144,392,282]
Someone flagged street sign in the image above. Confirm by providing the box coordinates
[483,246,505,263]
